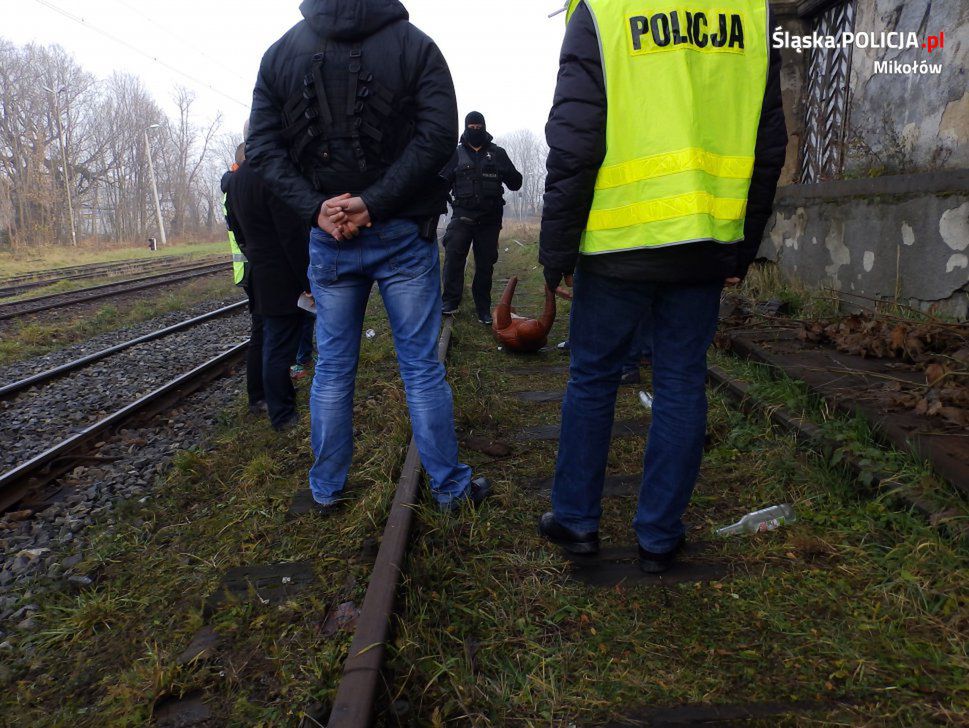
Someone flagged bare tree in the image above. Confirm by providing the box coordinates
[0,37,229,249]
[497,129,548,220]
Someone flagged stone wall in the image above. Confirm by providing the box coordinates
[844,0,969,175]
[761,171,969,318]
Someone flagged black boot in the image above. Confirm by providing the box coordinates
[538,512,599,555]
[638,537,685,574]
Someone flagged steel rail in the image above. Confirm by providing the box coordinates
[0,300,248,401]
[0,262,230,321]
[326,316,454,728]
[0,252,206,286]
[0,256,223,298]
[0,340,249,512]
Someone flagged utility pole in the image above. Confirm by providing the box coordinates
[144,124,167,247]
[44,85,77,247]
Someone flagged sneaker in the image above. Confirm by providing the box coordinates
[290,363,311,380]
[438,476,492,513]
[620,368,641,385]
[248,400,268,416]
[637,537,686,574]
[442,304,460,316]
[478,315,493,326]
[538,512,599,555]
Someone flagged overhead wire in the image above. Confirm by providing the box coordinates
[31,0,250,109]
[108,0,252,85]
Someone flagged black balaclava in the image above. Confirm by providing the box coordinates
[464,111,488,148]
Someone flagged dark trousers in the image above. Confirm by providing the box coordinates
[552,270,722,553]
[296,311,315,365]
[244,287,265,407]
[441,218,502,318]
[262,314,303,430]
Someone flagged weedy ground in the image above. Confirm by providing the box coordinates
[0,235,966,726]
[0,241,225,279]
[0,275,241,366]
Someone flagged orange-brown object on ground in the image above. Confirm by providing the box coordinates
[492,276,556,353]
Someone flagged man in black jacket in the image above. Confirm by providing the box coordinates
[247,0,488,514]
[224,144,310,432]
[440,112,523,324]
[538,1,787,573]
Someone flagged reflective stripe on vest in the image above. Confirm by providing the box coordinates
[223,193,248,286]
[566,0,769,254]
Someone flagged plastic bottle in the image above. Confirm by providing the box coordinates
[716,504,796,537]
[639,390,653,410]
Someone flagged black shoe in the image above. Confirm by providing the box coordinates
[438,476,492,513]
[620,369,641,385]
[442,304,459,316]
[273,415,299,433]
[248,400,268,416]
[638,537,685,574]
[538,512,599,555]
[313,498,347,516]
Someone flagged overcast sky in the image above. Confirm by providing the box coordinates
[5,0,566,140]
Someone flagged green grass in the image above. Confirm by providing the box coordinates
[0,276,241,367]
[0,242,225,279]
[0,296,412,725]
[1,237,966,725]
[383,243,968,725]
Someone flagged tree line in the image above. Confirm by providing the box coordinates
[0,38,239,250]
[0,37,549,250]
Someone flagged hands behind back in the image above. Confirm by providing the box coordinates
[317,194,372,241]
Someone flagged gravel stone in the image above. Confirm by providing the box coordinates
[0,360,246,637]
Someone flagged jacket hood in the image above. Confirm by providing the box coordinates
[460,130,494,149]
[299,0,408,40]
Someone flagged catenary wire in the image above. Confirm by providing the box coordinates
[32,0,250,109]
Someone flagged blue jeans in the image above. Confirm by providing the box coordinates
[552,270,722,553]
[307,220,472,506]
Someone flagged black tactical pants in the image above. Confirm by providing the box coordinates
[441,217,502,319]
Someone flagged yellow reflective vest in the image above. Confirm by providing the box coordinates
[566,0,769,254]
[222,192,248,286]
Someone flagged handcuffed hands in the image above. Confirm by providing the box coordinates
[544,267,574,300]
[317,194,372,241]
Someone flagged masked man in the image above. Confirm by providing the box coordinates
[441,112,523,324]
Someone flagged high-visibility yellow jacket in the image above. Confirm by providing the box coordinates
[565,0,769,256]
[222,192,248,287]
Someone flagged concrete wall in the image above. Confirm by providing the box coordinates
[844,0,969,175]
[761,171,969,318]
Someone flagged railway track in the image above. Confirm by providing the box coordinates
[0,252,212,286]
[0,254,225,299]
[0,303,250,511]
[0,260,230,321]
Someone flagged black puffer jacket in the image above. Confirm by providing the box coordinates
[223,161,310,317]
[540,1,788,283]
[247,0,458,226]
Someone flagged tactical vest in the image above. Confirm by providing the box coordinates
[452,145,503,209]
[565,0,769,255]
[281,41,414,189]
[222,193,248,287]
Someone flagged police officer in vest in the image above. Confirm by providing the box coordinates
[221,144,265,417]
[538,1,787,572]
[441,112,523,324]
[247,0,489,514]
[224,139,311,432]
